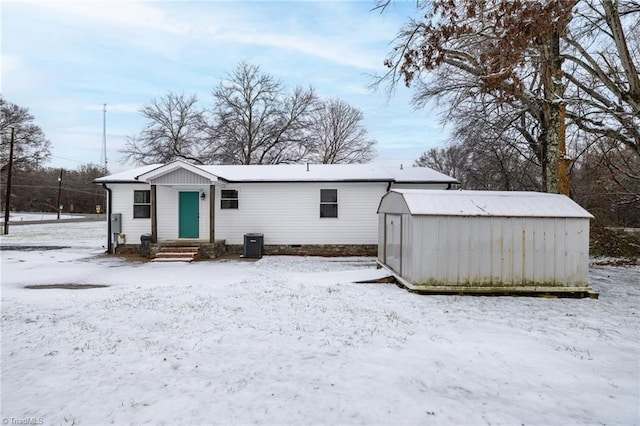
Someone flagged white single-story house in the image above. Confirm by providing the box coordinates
[377,189,597,297]
[95,161,459,257]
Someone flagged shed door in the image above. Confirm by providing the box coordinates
[179,192,199,238]
[385,214,401,273]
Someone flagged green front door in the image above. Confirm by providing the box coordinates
[179,192,199,238]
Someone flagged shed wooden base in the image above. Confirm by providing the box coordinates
[376,261,599,299]
[405,285,599,299]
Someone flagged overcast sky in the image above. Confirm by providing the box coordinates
[2,0,449,173]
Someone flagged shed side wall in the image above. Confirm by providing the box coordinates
[401,213,413,279]
[408,215,590,286]
[377,215,385,263]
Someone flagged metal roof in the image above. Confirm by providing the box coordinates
[95,162,459,184]
[381,189,593,218]
[94,164,160,183]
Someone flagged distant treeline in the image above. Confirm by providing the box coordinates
[1,164,106,215]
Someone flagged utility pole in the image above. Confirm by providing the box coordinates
[56,168,64,220]
[3,128,15,235]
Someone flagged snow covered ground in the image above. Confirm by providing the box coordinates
[1,221,638,425]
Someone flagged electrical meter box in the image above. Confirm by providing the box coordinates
[110,213,122,234]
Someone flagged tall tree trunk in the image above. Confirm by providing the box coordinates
[603,0,640,111]
[539,30,565,194]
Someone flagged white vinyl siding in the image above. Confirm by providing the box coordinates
[216,182,388,245]
[108,183,152,241]
[107,183,211,242]
[107,179,460,246]
[150,168,211,185]
[156,186,177,241]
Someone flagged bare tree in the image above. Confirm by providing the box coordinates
[572,140,640,226]
[411,59,546,191]
[376,0,577,193]
[307,98,376,164]
[121,92,210,165]
[379,0,639,196]
[415,145,469,183]
[211,61,317,164]
[416,118,542,192]
[564,0,639,156]
[0,96,51,169]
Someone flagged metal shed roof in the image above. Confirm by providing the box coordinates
[378,189,593,218]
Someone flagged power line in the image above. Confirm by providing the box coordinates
[7,184,102,196]
[49,155,89,164]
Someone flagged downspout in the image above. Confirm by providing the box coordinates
[102,183,112,253]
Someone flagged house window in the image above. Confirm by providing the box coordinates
[320,189,338,218]
[133,190,151,219]
[221,189,239,209]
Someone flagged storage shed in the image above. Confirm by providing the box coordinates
[377,189,596,297]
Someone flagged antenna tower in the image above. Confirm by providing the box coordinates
[100,103,108,173]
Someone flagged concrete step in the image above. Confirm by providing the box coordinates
[155,252,199,257]
[152,246,201,263]
[158,247,200,253]
[152,257,194,263]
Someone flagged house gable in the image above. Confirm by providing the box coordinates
[150,168,213,185]
[136,160,219,185]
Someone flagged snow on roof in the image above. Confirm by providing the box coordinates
[95,162,459,184]
[384,189,593,218]
[94,164,162,183]
[202,164,391,182]
[389,166,459,183]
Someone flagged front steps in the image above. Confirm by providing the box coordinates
[152,246,200,263]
